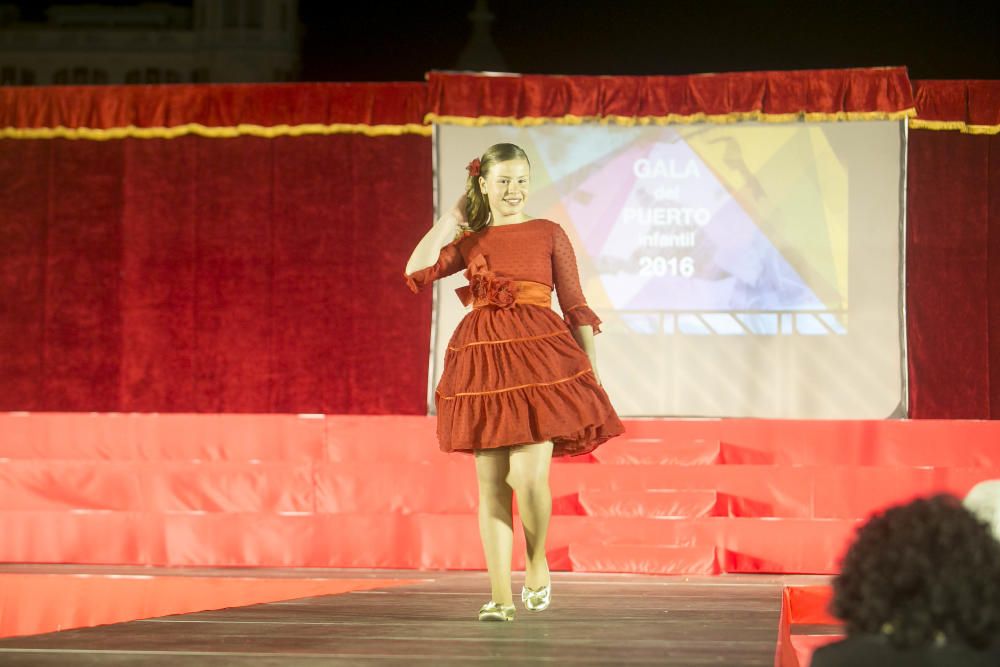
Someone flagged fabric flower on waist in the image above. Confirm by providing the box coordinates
[455,253,518,309]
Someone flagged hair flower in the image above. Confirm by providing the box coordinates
[466,158,481,178]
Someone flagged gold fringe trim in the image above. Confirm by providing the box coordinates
[0,122,432,141]
[908,119,1000,135]
[437,369,593,400]
[20,111,996,139]
[426,109,916,127]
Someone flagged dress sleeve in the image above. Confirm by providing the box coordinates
[551,224,602,333]
[404,240,466,294]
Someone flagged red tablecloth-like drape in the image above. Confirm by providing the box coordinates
[912,80,1000,134]
[2,73,998,136]
[0,82,430,138]
[426,67,916,124]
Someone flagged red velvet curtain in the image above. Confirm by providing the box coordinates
[0,114,433,413]
[3,75,999,417]
[906,80,1000,418]
[907,132,1000,418]
[0,83,436,414]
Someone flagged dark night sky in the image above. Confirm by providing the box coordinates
[299,0,1000,81]
[8,0,1000,81]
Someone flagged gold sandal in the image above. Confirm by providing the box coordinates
[478,601,516,621]
[520,582,552,611]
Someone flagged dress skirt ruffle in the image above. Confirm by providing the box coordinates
[435,303,624,457]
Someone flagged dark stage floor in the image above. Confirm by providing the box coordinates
[0,567,813,666]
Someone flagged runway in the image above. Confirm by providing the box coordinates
[0,567,814,666]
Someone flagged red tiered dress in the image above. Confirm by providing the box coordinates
[405,219,624,457]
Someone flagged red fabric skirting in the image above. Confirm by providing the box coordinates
[427,67,915,121]
[3,75,998,133]
[0,82,428,130]
[912,80,1000,131]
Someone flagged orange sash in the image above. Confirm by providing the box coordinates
[472,280,552,309]
[454,252,552,310]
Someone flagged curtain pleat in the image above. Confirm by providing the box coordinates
[0,133,432,413]
[0,82,430,138]
[912,80,1000,134]
[906,131,998,417]
[427,68,916,123]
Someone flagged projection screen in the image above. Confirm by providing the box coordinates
[429,121,907,419]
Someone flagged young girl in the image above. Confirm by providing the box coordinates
[405,142,624,621]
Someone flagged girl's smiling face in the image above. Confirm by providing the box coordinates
[480,159,530,222]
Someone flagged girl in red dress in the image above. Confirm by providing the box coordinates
[405,143,624,621]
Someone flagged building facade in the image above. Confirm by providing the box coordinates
[0,0,300,86]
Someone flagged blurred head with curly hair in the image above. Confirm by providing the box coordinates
[831,493,1000,650]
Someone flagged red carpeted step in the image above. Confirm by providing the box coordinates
[577,489,720,518]
[6,414,1000,466]
[324,416,443,463]
[5,414,1000,576]
[718,420,1000,467]
[314,460,1000,518]
[0,413,326,461]
[592,437,721,465]
[790,635,844,667]
[0,511,156,564]
[783,585,843,667]
[283,461,807,516]
[0,511,858,573]
[568,544,719,575]
[0,460,316,512]
[613,418,1000,467]
[6,458,997,519]
[786,585,838,625]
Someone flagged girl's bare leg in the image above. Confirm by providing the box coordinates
[474,447,514,605]
[507,440,554,589]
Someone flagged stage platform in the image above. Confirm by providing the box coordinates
[3,413,999,575]
[10,413,966,664]
[0,565,835,666]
